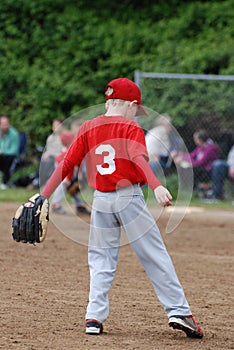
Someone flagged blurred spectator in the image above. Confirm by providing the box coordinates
[210,144,234,201]
[39,118,65,187]
[71,118,87,186]
[51,130,91,217]
[71,118,84,135]
[0,115,20,189]
[145,114,173,177]
[171,129,220,191]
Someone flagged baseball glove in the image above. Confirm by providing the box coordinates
[12,193,49,244]
[67,179,80,197]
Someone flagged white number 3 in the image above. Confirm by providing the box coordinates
[96,144,116,175]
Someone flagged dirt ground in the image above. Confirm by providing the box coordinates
[0,201,233,350]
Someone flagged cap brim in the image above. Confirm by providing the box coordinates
[136,104,148,116]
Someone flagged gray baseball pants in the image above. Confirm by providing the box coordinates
[85,184,191,323]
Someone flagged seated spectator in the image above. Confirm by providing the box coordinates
[39,118,65,187]
[9,131,28,178]
[171,129,220,191]
[210,144,234,201]
[145,114,172,177]
[0,115,20,189]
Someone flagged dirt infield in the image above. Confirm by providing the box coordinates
[1,202,233,350]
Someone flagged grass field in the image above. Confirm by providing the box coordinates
[1,162,233,210]
[0,184,233,211]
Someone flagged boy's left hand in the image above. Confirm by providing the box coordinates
[154,185,172,207]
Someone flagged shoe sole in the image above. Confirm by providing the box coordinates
[169,318,203,339]
[86,326,102,335]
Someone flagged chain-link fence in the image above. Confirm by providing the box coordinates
[135,71,234,199]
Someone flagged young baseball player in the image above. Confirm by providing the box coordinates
[41,78,204,338]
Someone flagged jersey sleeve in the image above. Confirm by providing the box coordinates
[134,155,162,190]
[127,123,149,161]
[41,157,77,198]
[41,161,64,198]
[64,123,87,167]
[41,124,88,198]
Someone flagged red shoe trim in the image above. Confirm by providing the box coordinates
[185,315,204,335]
[86,318,102,325]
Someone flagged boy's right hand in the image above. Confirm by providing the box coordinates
[154,185,172,207]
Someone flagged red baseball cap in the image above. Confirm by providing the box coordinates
[105,78,148,116]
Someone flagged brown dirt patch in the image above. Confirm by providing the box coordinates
[0,202,233,350]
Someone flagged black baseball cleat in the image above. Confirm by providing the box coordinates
[86,319,103,335]
[76,206,91,215]
[168,315,204,339]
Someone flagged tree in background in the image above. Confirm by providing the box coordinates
[0,0,233,151]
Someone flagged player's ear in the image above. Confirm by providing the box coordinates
[129,100,138,107]
[129,100,138,116]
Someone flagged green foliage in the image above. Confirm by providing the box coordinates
[0,0,233,151]
[140,78,234,133]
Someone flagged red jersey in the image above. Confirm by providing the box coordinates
[55,150,74,181]
[63,115,149,192]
